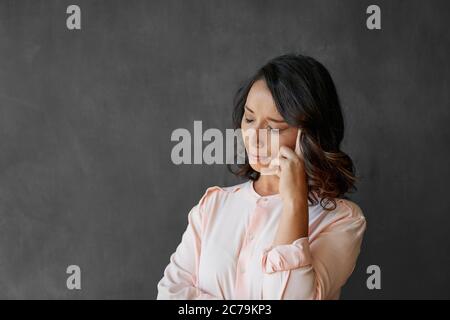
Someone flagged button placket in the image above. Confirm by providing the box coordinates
[238,204,266,273]
[245,205,265,246]
[235,196,273,298]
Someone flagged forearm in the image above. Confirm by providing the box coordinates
[272,198,309,246]
[262,194,367,300]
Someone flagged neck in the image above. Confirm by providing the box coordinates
[253,175,279,196]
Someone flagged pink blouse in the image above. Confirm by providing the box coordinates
[157,180,366,300]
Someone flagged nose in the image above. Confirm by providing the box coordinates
[246,128,268,149]
[246,128,279,158]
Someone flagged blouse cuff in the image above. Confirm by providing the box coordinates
[261,237,312,274]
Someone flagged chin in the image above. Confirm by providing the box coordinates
[249,163,269,173]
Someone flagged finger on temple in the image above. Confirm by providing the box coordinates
[294,128,303,159]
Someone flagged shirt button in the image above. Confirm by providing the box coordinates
[240,266,246,274]
[248,234,254,240]
[257,198,269,206]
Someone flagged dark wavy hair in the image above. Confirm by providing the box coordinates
[228,53,358,211]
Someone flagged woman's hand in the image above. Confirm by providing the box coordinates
[271,131,308,207]
[277,146,308,205]
[271,130,310,245]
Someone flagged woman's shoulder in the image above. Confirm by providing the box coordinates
[196,181,249,207]
[334,198,365,220]
[321,198,367,231]
[307,198,367,242]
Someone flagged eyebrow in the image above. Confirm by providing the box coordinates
[244,105,286,123]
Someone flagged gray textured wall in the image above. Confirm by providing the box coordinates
[0,0,449,299]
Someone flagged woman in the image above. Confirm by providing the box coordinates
[157,54,366,300]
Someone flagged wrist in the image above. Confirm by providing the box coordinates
[283,197,308,214]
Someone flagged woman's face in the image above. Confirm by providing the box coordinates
[241,79,298,173]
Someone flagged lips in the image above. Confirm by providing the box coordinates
[248,153,271,164]
[248,153,269,159]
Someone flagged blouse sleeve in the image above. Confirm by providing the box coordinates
[260,201,367,300]
[156,187,221,300]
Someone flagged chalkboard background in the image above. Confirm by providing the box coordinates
[0,0,449,299]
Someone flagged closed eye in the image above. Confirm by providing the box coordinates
[244,119,287,132]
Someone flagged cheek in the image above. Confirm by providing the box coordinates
[280,137,295,149]
[276,134,297,152]
[240,123,254,149]
[240,119,247,131]
[241,115,254,130]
